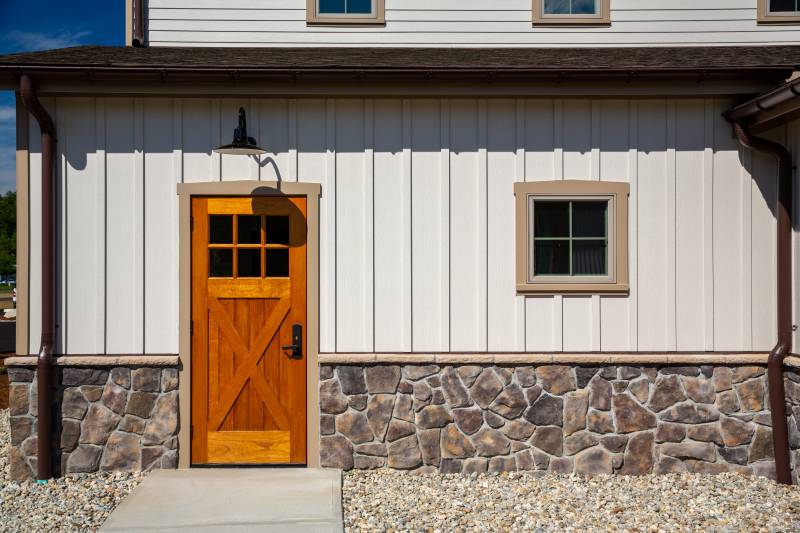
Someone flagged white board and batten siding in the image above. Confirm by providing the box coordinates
[146,0,800,47]
[24,97,795,355]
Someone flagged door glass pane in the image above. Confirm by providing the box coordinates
[266,249,290,277]
[572,201,607,238]
[319,0,346,13]
[573,240,607,275]
[238,215,261,244]
[209,249,233,277]
[534,201,569,238]
[770,0,798,12]
[209,215,233,244]
[238,249,261,278]
[534,240,569,275]
[266,216,290,245]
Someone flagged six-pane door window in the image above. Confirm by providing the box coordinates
[533,200,608,277]
[208,214,290,278]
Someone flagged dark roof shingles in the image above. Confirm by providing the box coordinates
[1,45,799,72]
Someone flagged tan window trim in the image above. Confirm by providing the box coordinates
[514,180,629,294]
[306,0,385,25]
[532,0,610,26]
[757,0,800,23]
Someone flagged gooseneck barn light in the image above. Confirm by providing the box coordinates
[214,107,266,156]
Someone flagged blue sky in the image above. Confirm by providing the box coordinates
[0,0,124,193]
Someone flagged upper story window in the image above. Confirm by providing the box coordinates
[514,180,629,293]
[307,0,385,25]
[532,0,610,25]
[759,0,800,22]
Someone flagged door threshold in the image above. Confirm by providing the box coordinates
[191,463,307,468]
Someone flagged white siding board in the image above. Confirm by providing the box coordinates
[487,99,525,352]
[411,100,449,351]
[751,150,778,351]
[373,99,411,352]
[106,99,144,354]
[144,99,180,353]
[334,100,373,351]
[636,100,669,351]
[712,101,746,352]
[63,98,105,354]
[449,99,487,351]
[27,103,44,355]
[29,96,785,355]
[674,100,707,351]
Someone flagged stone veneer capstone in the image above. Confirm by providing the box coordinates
[320,364,800,480]
[8,366,180,480]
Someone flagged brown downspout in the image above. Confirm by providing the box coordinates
[19,75,55,482]
[732,122,794,485]
[132,0,145,47]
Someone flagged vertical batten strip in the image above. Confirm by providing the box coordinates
[441,99,451,352]
[364,99,375,351]
[135,98,145,353]
[590,100,601,351]
[554,99,564,181]
[288,99,298,182]
[515,99,527,350]
[478,99,489,351]
[402,99,413,352]
[627,101,639,352]
[666,100,677,351]
[97,98,108,354]
[247,98,259,181]
[321,99,337,352]
[211,100,221,181]
[703,99,716,351]
[56,99,67,353]
[741,113,754,351]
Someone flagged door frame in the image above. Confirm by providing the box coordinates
[176,181,322,468]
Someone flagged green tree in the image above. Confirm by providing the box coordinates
[0,191,16,277]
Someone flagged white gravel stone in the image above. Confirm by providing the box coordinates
[343,469,800,532]
[1,409,145,532]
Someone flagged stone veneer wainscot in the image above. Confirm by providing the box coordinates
[8,366,180,480]
[319,364,800,479]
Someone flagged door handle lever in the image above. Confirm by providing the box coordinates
[281,323,303,359]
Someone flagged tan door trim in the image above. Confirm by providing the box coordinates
[16,96,29,356]
[177,181,321,468]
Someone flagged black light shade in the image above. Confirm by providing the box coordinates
[214,107,266,156]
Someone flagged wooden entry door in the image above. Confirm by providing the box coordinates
[191,196,307,465]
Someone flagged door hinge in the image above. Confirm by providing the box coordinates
[190,320,194,336]
[190,215,194,232]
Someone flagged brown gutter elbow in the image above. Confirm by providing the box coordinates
[132,0,145,47]
[19,74,56,482]
[732,121,794,485]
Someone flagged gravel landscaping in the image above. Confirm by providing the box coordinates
[344,470,800,532]
[0,409,145,532]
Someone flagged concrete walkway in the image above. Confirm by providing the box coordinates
[101,468,343,533]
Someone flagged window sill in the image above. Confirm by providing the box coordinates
[531,20,610,26]
[307,17,385,25]
[757,17,800,24]
[516,283,629,294]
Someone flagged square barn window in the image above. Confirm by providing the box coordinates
[515,181,629,293]
[308,0,384,24]
[759,0,800,22]
[533,0,610,25]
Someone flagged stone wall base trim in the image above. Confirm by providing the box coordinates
[319,352,781,366]
[319,363,800,480]
[5,355,180,367]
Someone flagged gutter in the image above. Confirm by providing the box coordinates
[726,117,795,485]
[18,75,55,482]
[726,77,800,124]
[132,0,144,48]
